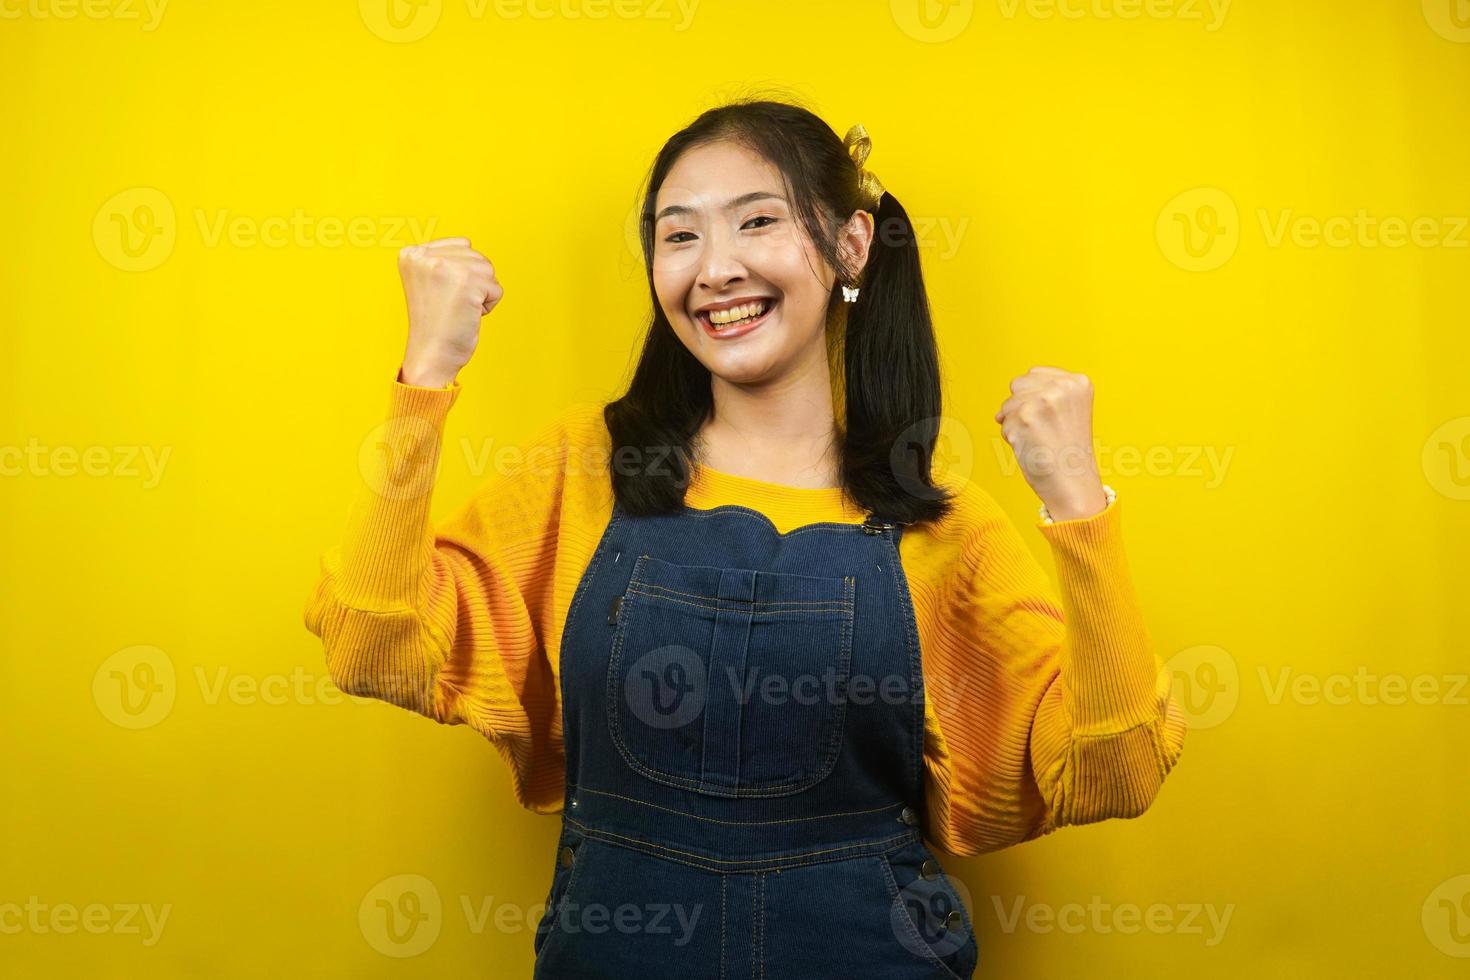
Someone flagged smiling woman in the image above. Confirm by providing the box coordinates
[614,101,947,515]
[304,97,1187,980]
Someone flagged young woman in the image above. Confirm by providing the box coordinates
[305,99,1187,979]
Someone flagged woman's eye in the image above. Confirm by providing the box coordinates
[664,231,695,244]
[743,216,778,229]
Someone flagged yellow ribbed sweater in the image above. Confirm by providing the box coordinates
[304,378,1187,857]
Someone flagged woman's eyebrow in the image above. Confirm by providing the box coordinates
[655,191,787,222]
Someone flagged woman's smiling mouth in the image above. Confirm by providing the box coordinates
[696,297,778,339]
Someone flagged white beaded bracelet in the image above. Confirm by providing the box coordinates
[1040,484,1116,525]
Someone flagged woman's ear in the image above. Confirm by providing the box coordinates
[837,209,876,281]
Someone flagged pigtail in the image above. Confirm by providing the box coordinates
[839,190,956,525]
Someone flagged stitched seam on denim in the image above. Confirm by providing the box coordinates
[571,785,904,825]
[750,872,758,980]
[605,569,856,797]
[632,576,851,606]
[540,835,591,964]
[676,504,867,539]
[626,586,850,615]
[629,587,852,617]
[562,817,916,869]
[881,530,926,809]
[719,874,727,980]
[561,505,624,809]
[631,568,852,603]
[755,872,764,980]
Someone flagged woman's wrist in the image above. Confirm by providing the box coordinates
[1040,482,1114,523]
[398,356,459,388]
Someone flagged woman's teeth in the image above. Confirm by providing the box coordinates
[706,300,770,326]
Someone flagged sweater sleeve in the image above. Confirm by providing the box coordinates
[302,376,571,810]
[921,483,1187,853]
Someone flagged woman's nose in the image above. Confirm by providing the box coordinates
[695,227,747,289]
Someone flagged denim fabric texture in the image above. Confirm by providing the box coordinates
[532,501,979,979]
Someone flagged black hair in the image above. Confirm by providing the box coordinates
[603,95,955,527]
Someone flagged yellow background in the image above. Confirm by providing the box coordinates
[3,0,1468,976]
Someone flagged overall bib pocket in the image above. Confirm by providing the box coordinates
[606,554,856,797]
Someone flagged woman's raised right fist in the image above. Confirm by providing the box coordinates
[397,237,503,387]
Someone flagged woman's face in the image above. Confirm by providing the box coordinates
[651,139,864,386]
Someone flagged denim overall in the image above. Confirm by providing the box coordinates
[532,500,979,979]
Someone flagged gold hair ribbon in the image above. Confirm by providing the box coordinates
[842,123,886,211]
